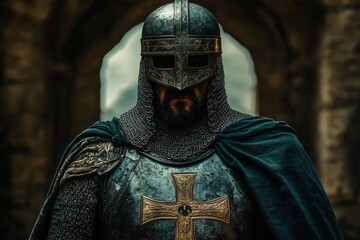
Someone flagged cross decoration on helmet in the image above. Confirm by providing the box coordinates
[141,0,222,90]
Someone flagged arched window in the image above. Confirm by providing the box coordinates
[100,23,257,120]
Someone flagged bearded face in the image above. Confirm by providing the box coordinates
[152,80,209,128]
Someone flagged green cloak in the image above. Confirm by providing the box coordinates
[30,116,343,239]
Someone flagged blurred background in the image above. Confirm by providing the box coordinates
[0,0,359,239]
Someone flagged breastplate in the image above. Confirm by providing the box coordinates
[101,149,264,239]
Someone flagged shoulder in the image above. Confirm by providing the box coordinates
[60,136,126,185]
[215,115,310,169]
[57,117,129,184]
[219,115,297,141]
[215,115,306,163]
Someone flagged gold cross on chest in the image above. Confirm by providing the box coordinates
[140,173,230,240]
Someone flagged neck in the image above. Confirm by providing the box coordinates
[144,115,215,160]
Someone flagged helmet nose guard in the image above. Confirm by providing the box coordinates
[141,0,222,90]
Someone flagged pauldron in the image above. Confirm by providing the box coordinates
[61,139,126,185]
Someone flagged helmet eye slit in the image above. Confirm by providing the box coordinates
[152,55,209,69]
[188,55,209,68]
[153,56,175,69]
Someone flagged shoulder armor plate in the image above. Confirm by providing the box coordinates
[61,140,126,185]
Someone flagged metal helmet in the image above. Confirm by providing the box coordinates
[141,0,221,90]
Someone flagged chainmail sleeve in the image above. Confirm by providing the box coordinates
[47,176,99,240]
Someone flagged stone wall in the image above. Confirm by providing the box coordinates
[0,1,54,239]
[317,0,360,238]
[0,0,358,239]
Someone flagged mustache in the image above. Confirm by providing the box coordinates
[161,88,201,104]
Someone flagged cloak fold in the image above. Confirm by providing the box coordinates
[214,116,342,239]
[30,116,342,239]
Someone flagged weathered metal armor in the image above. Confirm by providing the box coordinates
[99,149,265,239]
[114,2,257,236]
[141,1,221,90]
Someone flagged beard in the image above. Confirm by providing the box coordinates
[153,89,208,129]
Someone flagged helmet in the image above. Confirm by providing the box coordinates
[141,0,222,90]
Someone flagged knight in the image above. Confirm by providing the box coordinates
[30,0,342,239]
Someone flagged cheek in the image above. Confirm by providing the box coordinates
[155,87,167,103]
[193,88,207,101]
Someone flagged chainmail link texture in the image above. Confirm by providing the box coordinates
[118,57,249,160]
[47,176,98,240]
[118,59,155,147]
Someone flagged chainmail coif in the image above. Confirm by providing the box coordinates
[118,57,249,160]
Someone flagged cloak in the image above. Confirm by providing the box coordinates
[30,116,343,239]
